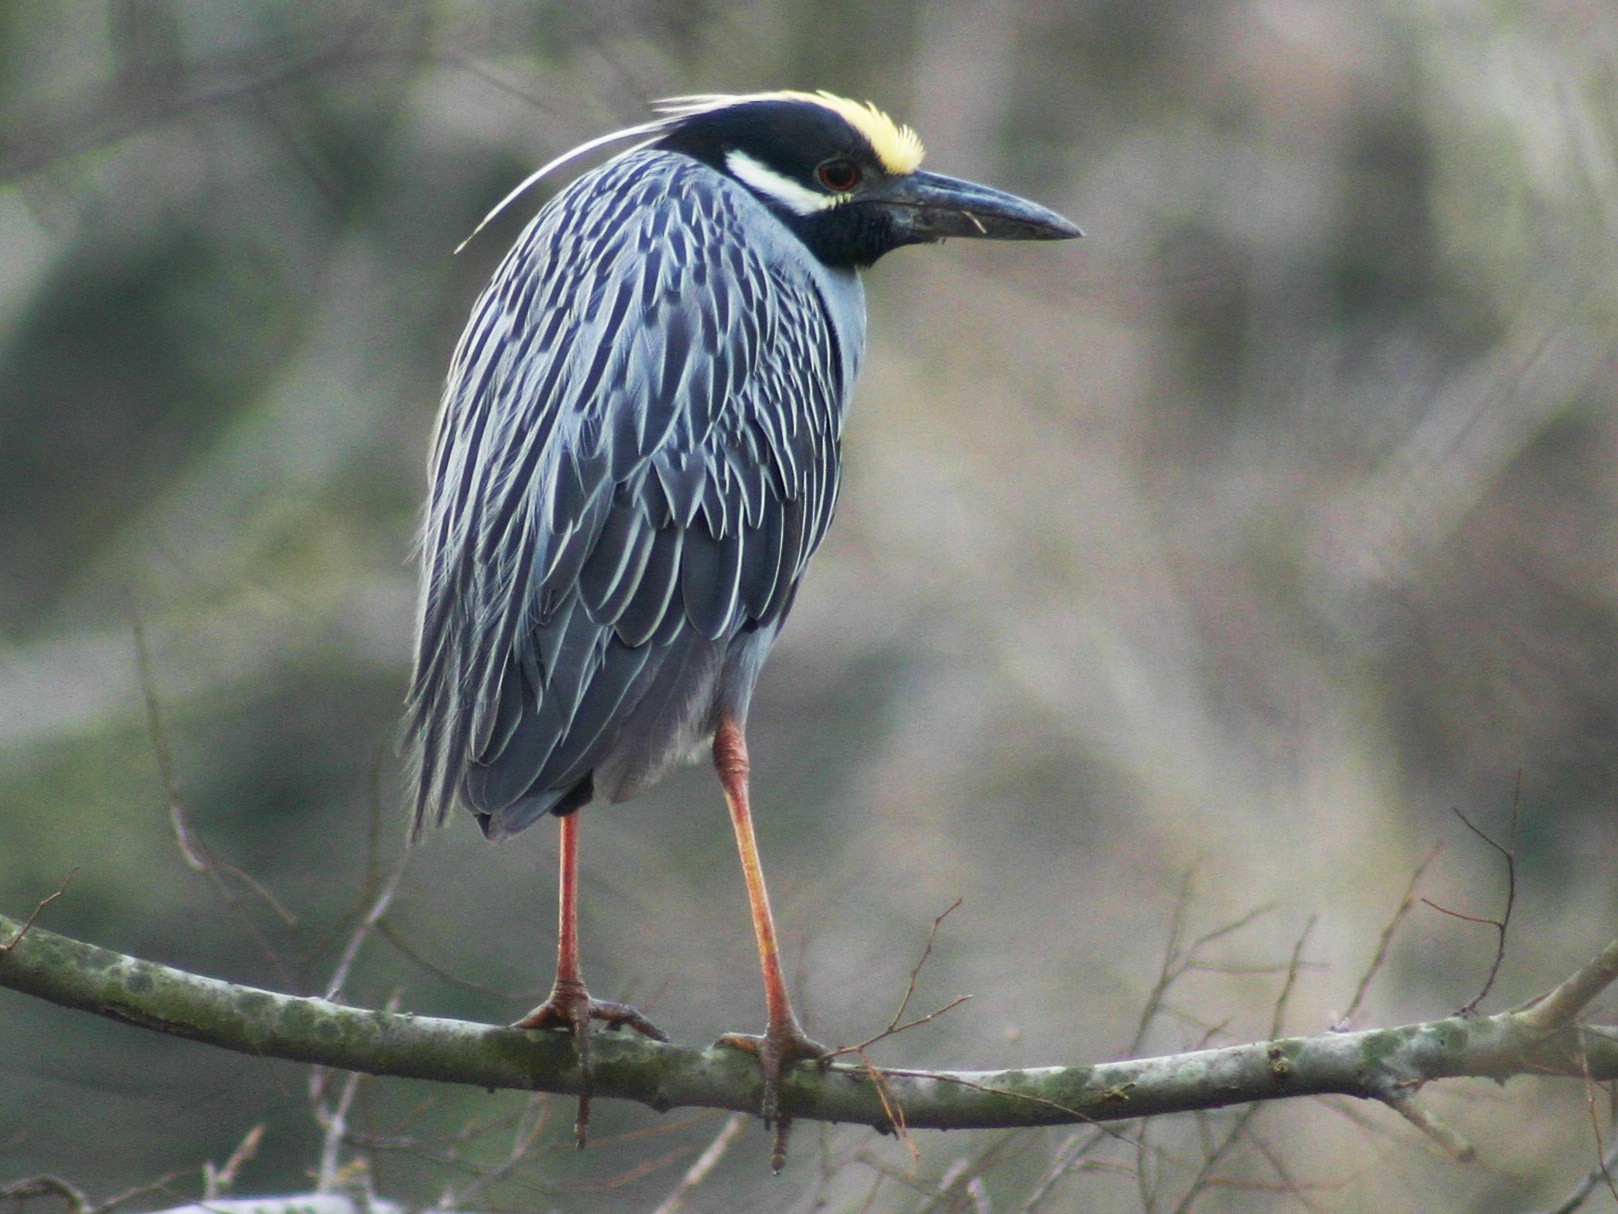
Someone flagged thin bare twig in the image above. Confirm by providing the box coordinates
[444,1092,554,1209]
[1172,1103,1266,1214]
[887,897,961,1028]
[648,1114,747,1214]
[1362,845,1485,1168]
[1016,1128,1111,1213]
[1577,1056,1618,1210]
[1530,1119,1618,1214]
[372,919,539,1001]
[1173,917,1317,1214]
[1421,803,1517,1014]
[1269,915,1316,1041]
[1,1175,90,1214]
[1342,848,1440,1024]
[1096,880,1295,1212]
[1125,870,1197,1066]
[912,1135,1026,1214]
[324,845,410,1003]
[830,898,970,1058]
[86,1170,191,1214]
[202,1125,264,1200]
[815,900,977,1172]
[128,598,299,989]
[0,870,76,954]
[554,1145,691,1193]
[1127,876,1277,1060]
[313,1066,366,1193]
[1244,1127,1335,1214]
[855,1047,918,1167]
[832,995,974,1061]
[1517,938,1618,1032]
[1186,904,1282,956]
[1380,1087,1475,1162]
[874,1068,1103,1125]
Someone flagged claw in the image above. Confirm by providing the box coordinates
[716,1022,828,1170]
[516,981,667,1147]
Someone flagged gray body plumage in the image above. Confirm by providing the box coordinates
[407,149,867,839]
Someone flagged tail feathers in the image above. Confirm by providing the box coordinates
[474,774,593,840]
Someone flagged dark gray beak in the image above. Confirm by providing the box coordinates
[871,169,1082,242]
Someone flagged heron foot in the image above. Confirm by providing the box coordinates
[514,982,667,1147]
[715,1021,829,1170]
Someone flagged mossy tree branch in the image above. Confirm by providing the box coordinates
[5,911,1617,1139]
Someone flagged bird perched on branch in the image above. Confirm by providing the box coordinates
[405,89,1079,1165]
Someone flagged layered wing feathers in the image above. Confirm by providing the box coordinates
[407,151,851,835]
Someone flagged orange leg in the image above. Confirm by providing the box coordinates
[712,713,828,1169]
[513,808,665,1147]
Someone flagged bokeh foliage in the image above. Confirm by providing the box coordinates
[2,2,1616,1210]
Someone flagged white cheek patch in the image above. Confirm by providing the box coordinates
[725,149,843,215]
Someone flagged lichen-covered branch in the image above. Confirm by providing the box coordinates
[3,911,1615,1134]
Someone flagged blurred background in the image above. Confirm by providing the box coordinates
[2,1,1616,1211]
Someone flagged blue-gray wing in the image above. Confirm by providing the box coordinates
[406,151,852,837]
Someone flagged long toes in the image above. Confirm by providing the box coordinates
[712,1035,790,1164]
[513,995,664,1039]
[512,995,583,1032]
[512,990,635,1150]
[589,998,669,1042]
[714,1031,762,1056]
[715,1027,828,1141]
[714,1029,828,1064]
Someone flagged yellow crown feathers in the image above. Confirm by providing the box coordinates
[657,91,926,175]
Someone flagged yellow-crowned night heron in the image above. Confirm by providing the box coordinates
[406,90,1079,1161]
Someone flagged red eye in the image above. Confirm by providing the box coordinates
[816,159,862,192]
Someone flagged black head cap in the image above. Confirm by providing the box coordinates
[651,92,1080,268]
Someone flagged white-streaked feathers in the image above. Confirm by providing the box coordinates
[410,150,868,833]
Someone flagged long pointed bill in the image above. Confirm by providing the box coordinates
[872,170,1082,242]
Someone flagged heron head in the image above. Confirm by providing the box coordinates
[652,91,1082,268]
